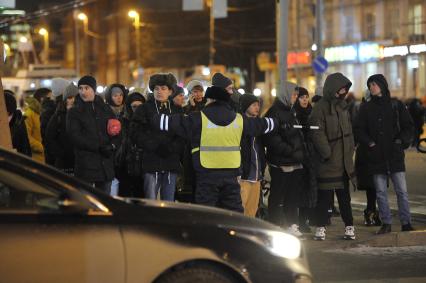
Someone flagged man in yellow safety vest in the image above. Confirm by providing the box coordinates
[152,85,277,212]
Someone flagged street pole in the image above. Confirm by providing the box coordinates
[44,33,49,63]
[277,0,289,98]
[315,0,323,88]
[74,10,80,77]
[209,0,215,66]
[135,13,141,67]
[0,41,13,150]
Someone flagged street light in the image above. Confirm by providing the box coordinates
[128,9,141,67]
[38,28,49,63]
[78,12,88,33]
[19,36,28,43]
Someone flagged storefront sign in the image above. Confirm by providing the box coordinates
[358,42,381,62]
[409,44,426,54]
[287,51,311,67]
[381,45,409,57]
[325,45,357,62]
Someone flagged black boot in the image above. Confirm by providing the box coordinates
[401,223,415,232]
[364,209,374,226]
[372,211,382,226]
[376,224,392,234]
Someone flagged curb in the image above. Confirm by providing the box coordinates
[347,230,426,248]
[351,203,426,224]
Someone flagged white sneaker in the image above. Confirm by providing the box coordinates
[344,226,356,240]
[287,224,304,238]
[314,227,326,241]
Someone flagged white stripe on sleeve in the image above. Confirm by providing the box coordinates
[269,118,275,132]
[264,117,270,134]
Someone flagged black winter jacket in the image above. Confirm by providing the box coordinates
[354,95,414,175]
[45,105,75,172]
[153,101,276,177]
[130,99,185,173]
[240,134,266,181]
[9,110,32,157]
[263,99,305,166]
[66,95,117,182]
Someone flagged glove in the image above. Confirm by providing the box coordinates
[155,143,172,158]
[99,144,115,158]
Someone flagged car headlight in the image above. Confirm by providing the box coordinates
[264,230,301,259]
[225,228,301,259]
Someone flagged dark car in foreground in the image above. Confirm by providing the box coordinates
[0,148,311,283]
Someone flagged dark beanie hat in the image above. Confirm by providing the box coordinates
[171,85,185,99]
[239,93,259,113]
[205,86,230,102]
[212,73,232,89]
[78,75,97,92]
[33,87,52,102]
[297,87,309,99]
[126,92,146,106]
[367,74,389,96]
[4,90,17,115]
[149,73,177,91]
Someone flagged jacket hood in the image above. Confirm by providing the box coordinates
[323,73,352,101]
[277,81,298,106]
[104,83,127,106]
[366,74,390,98]
[24,97,41,114]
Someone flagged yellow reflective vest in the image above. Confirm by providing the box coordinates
[192,112,243,169]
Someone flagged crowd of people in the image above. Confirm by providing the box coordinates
[4,70,424,240]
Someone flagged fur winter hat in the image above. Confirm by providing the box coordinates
[205,86,230,102]
[149,73,177,91]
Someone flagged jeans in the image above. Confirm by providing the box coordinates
[110,178,119,197]
[373,172,411,225]
[144,172,177,201]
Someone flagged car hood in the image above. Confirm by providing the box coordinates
[114,197,281,232]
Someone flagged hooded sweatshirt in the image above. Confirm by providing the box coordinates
[264,81,305,168]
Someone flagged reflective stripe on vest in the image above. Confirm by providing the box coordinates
[197,112,243,169]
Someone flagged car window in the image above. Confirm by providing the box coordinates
[0,169,65,213]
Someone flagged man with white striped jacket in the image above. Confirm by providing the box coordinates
[154,86,276,212]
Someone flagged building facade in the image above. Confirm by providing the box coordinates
[283,0,426,99]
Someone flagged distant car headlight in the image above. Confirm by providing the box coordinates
[224,227,301,259]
